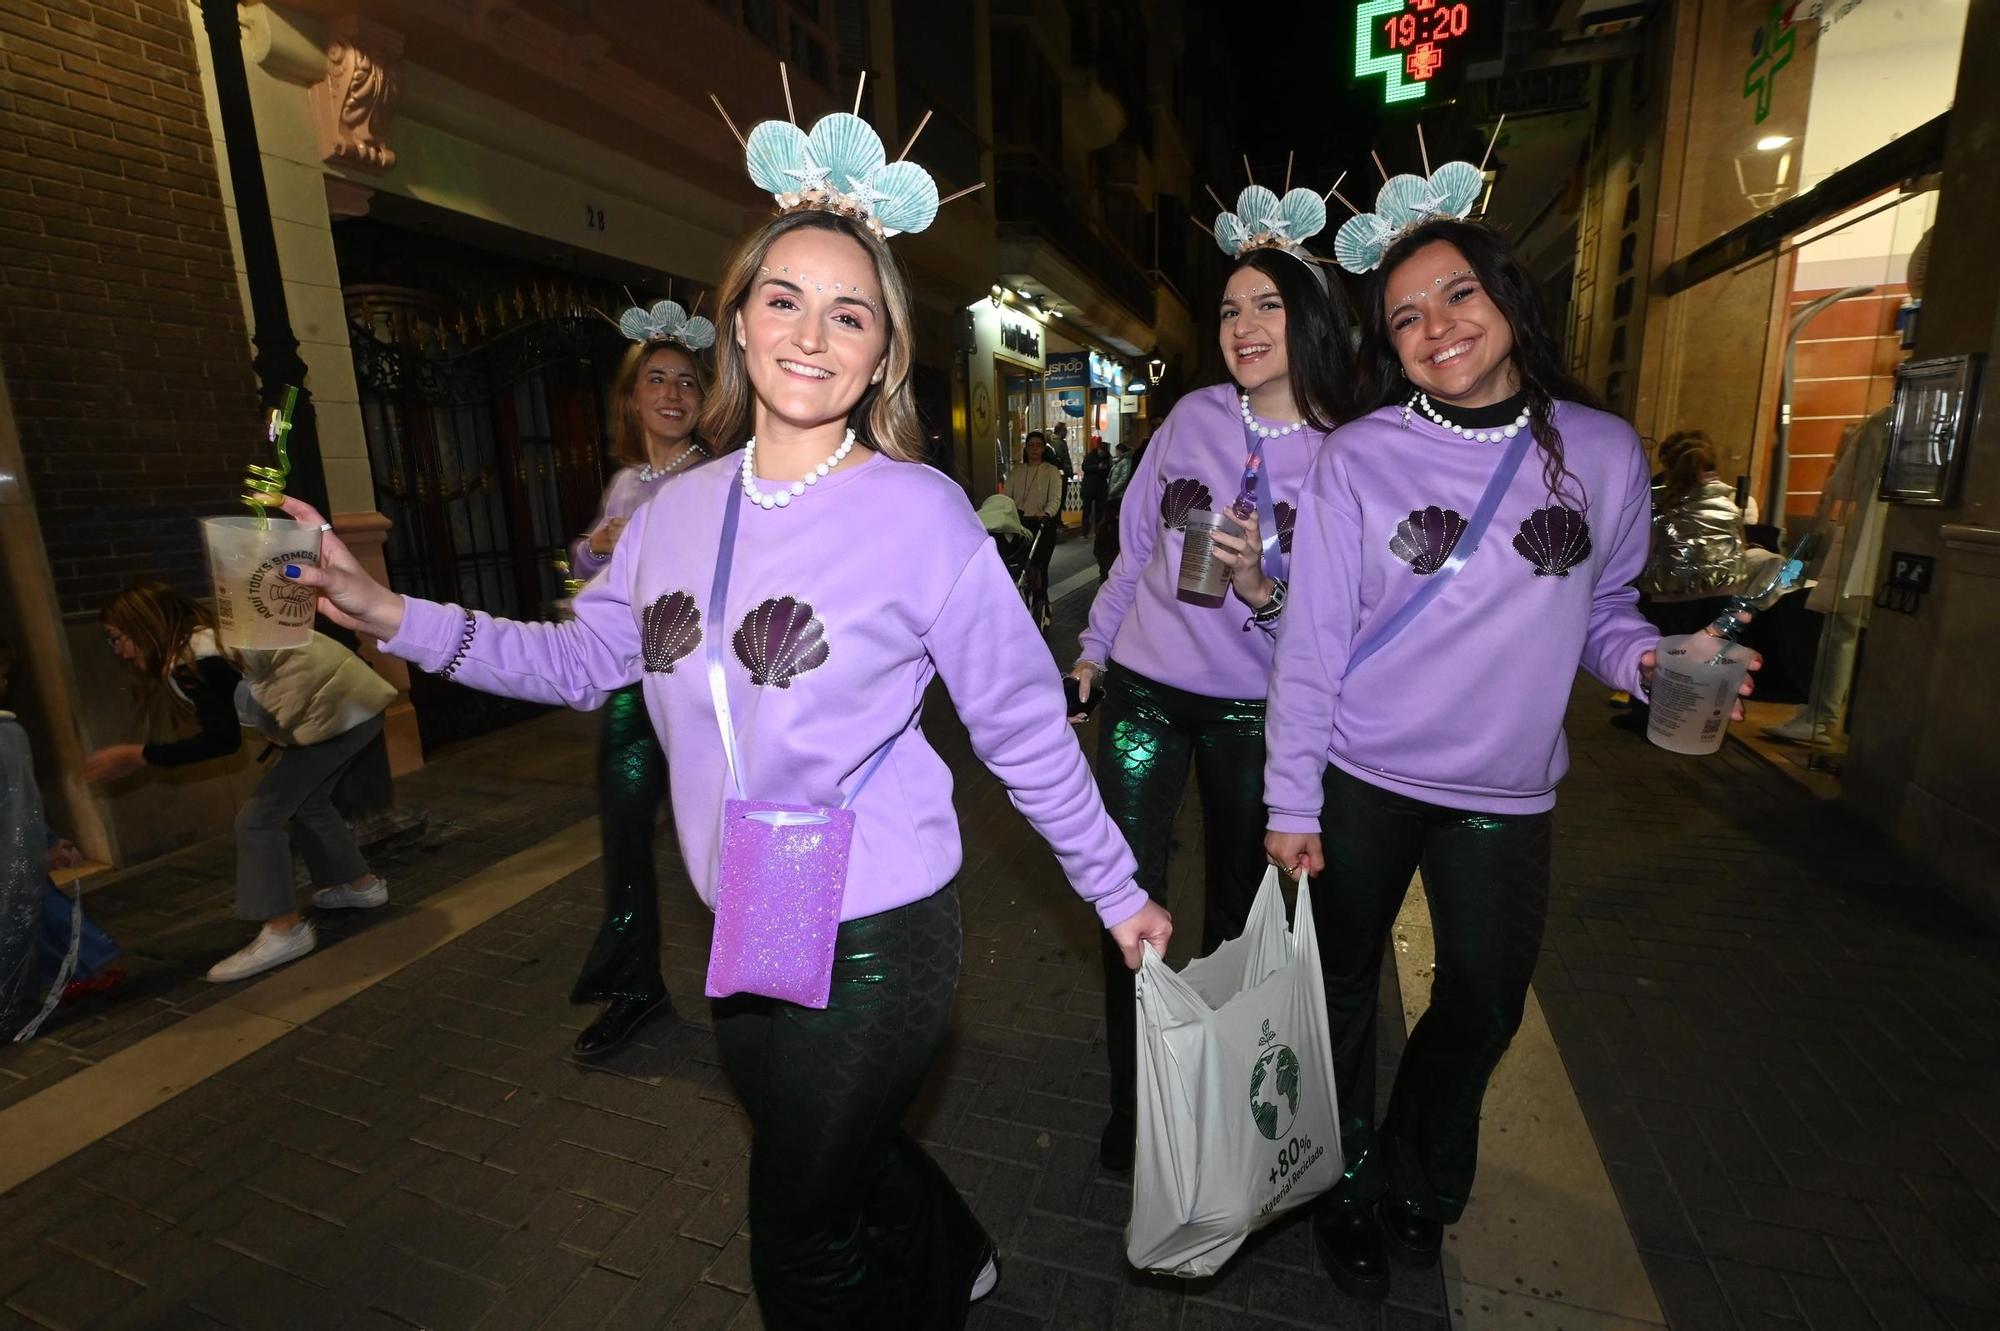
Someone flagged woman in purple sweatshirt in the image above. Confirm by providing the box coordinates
[565,310,712,1059]
[280,206,1171,1326]
[1263,217,1757,1298]
[1070,227,1355,1172]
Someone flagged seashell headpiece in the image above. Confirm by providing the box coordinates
[1203,152,1334,274]
[617,298,716,352]
[1330,119,1506,275]
[712,66,984,240]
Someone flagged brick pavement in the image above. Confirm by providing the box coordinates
[1543,687,2000,1329]
[0,576,1446,1331]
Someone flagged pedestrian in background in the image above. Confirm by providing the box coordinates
[1079,434,1111,536]
[83,584,394,983]
[564,302,714,1058]
[1006,430,1064,622]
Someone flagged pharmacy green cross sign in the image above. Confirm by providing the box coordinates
[1743,3,1797,124]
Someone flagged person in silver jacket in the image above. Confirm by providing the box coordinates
[1638,430,1750,604]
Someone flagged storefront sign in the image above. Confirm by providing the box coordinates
[1000,320,1041,360]
[1354,0,1497,106]
[1047,353,1088,389]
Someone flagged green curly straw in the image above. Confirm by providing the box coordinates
[243,385,300,528]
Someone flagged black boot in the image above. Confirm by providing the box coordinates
[573,993,672,1058]
[1312,1205,1390,1301]
[1099,1110,1135,1173]
[1376,1199,1444,1267]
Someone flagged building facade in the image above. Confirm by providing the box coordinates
[0,0,1219,868]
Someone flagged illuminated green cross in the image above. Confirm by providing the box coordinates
[1355,0,1429,106]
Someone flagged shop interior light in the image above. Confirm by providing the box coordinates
[1049,309,1064,318]
[1015,288,1034,300]
[1756,134,1794,152]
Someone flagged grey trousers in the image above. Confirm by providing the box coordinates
[234,715,381,921]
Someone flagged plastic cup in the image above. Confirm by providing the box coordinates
[1646,631,1754,755]
[1177,510,1241,608]
[201,515,322,650]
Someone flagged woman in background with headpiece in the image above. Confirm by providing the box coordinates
[1069,171,1356,1173]
[1263,155,1760,1298]
[278,82,1170,1327]
[564,300,715,1058]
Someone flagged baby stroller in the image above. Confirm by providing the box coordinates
[977,494,1055,632]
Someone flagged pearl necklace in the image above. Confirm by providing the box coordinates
[741,428,857,509]
[1407,392,1530,444]
[638,442,703,483]
[1239,393,1306,439]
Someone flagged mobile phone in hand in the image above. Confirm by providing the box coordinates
[1064,674,1101,719]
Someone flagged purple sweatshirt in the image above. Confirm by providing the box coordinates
[1078,385,1331,698]
[1264,401,1658,824]
[386,451,1147,928]
[569,465,675,579]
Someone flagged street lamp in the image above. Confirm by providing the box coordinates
[1147,356,1165,386]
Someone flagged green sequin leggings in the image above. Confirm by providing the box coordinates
[571,684,669,1005]
[1311,763,1551,1224]
[1095,663,1270,1121]
[712,886,988,1330]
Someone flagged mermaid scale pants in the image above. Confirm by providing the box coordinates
[571,685,669,1005]
[712,887,987,1330]
[1094,663,1270,1122]
[1311,764,1551,1224]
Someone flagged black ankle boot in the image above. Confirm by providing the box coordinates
[1099,1110,1136,1173]
[1312,1206,1389,1300]
[1376,1199,1443,1267]
[573,992,671,1058]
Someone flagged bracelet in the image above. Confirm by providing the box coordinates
[1242,578,1288,633]
[439,609,476,680]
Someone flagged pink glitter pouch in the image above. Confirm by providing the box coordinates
[699,481,895,1009]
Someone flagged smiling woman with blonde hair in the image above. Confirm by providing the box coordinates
[274,96,1168,1326]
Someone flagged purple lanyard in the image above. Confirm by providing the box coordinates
[701,477,895,806]
[1239,421,1289,582]
[1346,423,1535,674]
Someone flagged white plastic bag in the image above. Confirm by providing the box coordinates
[1126,868,1343,1276]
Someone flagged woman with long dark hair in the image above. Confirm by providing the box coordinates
[1264,210,1758,1298]
[1070,182,1356,1172]
[565,306,713,1057]
[276,92,1170,1326]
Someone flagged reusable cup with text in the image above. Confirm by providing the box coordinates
[202,515,322,650]
[1177,509,1241,608]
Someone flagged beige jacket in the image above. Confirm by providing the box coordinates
[189,628,395,747]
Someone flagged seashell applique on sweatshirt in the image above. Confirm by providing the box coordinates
[1389,506,1468,576]
[1512,505,1593,577]
[640,591,702,673]
[733,596,830,688]
[1160,477,1214,531]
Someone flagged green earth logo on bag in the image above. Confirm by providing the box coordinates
[1249,1018,1301,1142]
[244,549,318,625]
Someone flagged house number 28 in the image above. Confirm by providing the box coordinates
[584,205,607,232]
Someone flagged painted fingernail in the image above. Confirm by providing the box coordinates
[282,564,301,578]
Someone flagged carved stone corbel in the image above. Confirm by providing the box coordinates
[309,15,405,173]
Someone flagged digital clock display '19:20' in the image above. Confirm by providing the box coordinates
[1384,1,1470,49]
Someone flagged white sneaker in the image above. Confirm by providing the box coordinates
[970,1253,999,1302]
[1761,714,1830,745]
[311,876,389,910]
[206,921,316,983]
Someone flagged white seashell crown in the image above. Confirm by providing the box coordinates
[1332,161,1485,275]
[1212,184,1329,264]
[744,111,941,239]
[617,299,717,351]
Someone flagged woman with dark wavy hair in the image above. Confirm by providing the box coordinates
[1263,214,1759,1299]
[1071,200,1357,1172]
